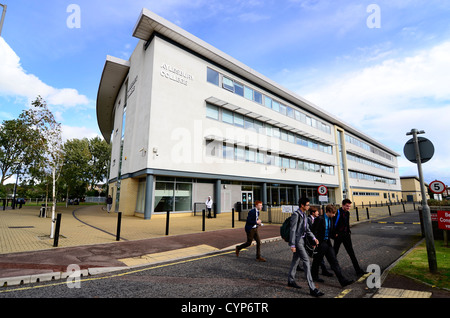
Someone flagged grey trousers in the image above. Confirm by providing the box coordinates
[288,237,316,291]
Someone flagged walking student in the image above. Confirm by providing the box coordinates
[311,204,353,287]
[235,200,266,262]
[308,207,333,277]
[287,198,324,297]
[333,199,367,277]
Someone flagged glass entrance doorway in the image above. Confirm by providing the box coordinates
[241,191,253,210]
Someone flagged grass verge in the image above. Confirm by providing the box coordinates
[390,239,449,290]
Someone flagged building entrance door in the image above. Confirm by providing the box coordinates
[241,191,253,210]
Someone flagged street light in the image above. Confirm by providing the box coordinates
[405,129,438,273]
[0,3,6,37]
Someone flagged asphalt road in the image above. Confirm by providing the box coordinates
[0,211,422,306]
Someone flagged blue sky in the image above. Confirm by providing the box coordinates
[0,0,449,187]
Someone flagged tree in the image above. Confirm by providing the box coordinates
[60,138,91,202]
[88,136,111,189]
[21,96,63,238]
[0,117,44,185]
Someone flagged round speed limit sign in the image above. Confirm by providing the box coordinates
[318,185,328,196]
[429,180,445,194]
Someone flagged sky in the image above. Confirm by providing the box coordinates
[0,0,449,187]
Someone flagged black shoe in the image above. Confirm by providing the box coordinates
[321,270,333,277]
[313,277,324,282]
[310,288,324,297]
[340,279,354,287]
[287,281,302,289]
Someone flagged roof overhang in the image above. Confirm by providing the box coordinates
[96,55,130,143]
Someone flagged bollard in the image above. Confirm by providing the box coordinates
[355,207,359,222]
[116,212,122,241]
[165,210,170,236]
[388,205,391,216]
[366,207,370,220]
[53,213,62,247]
[232,208,235,228]
[202,209,206,232]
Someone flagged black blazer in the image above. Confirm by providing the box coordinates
[333,208,351,236]
[311,214,334,243]
[244,208,259,233]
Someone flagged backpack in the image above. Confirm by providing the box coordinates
[280,216,292,242]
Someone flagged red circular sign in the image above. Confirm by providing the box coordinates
[318,185,328,196]
[429,180,445,194]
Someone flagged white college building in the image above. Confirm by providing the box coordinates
[97,9,401,219]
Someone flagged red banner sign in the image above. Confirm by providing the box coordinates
[437,210,450,230]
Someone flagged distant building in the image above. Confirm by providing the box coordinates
[400,176,429,202]
[97,9,401,218]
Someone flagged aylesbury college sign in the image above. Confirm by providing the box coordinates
[160,63,194,86]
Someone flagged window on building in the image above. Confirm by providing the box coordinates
[234,113,244,127]
[264,96,272,109]
[206,103,219,120]
[222,109,234,124]
[222,76,234,91]
[223,143,234,160]
[244,86,253,100]
[234,82,244,96]
[207,68,219,85]
[254,91,262,104]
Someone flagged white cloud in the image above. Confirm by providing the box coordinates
[298,41,450,184]
[61,125,101,142]
[0,38,89,108]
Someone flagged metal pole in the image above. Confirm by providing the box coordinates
[232,208,235,228]
[116,212,122,241]
[165,210,170,236]
[0,4,6,37]
[408,129,437,273]
[202,209,206,232]
[53,213,62,247]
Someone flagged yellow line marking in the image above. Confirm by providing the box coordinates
[357,272,371,283]
[0,249,235,294]
[335,289,351,298]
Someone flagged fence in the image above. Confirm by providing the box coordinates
[85,196,106,204]
[238,202,417,225]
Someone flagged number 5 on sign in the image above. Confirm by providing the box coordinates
[429,180,445,194]
[317,185,328,196]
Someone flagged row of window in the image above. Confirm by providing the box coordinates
[207,141,335,175]
[207,67,332,134]
[349,170,396,185]
[345,134,393,161]
[353,192,396,199]
[352,192,380,196]
[206,103,333,155]
[347,152,395,173]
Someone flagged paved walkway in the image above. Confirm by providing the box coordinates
[0,202,440,298]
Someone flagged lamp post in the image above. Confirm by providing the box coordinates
[0,4,7,37]
[405,129,437,273]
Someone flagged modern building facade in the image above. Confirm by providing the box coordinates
[97,9,401,219]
